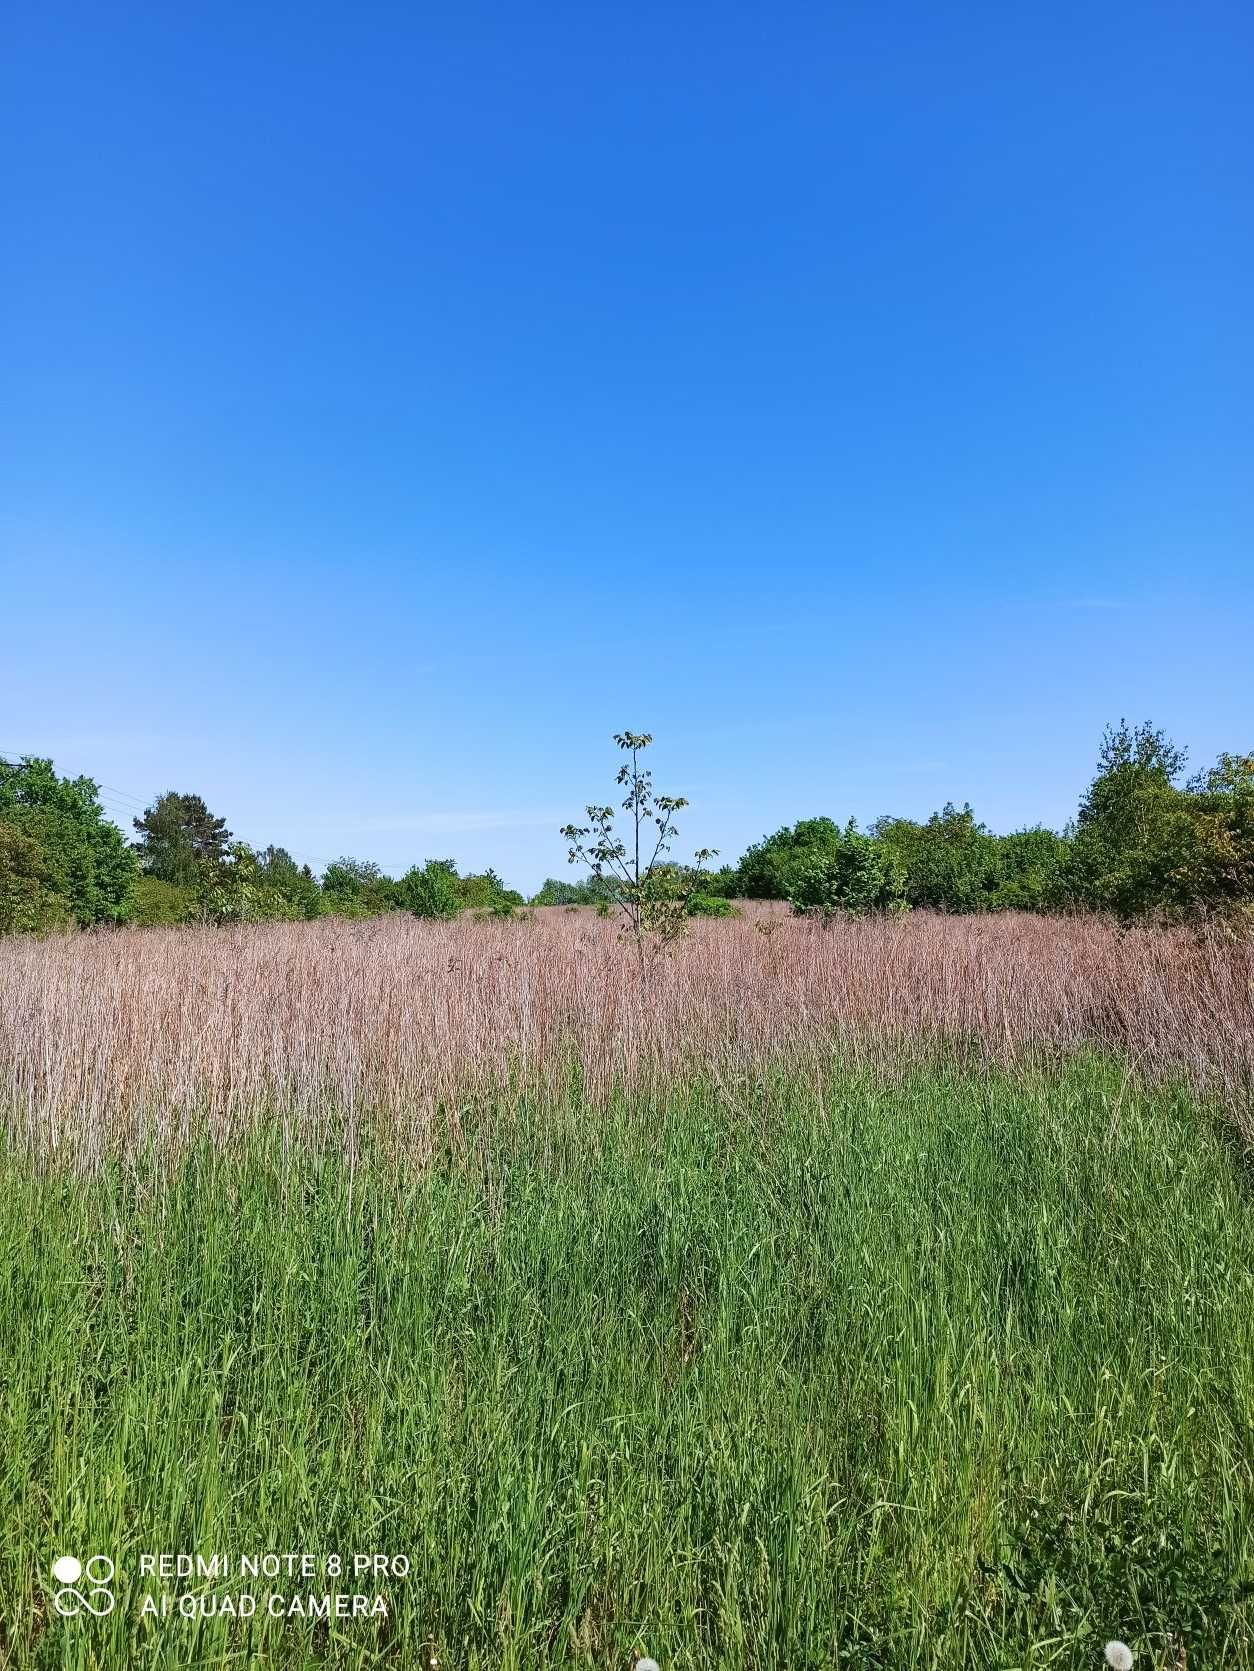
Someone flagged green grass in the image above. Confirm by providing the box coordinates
[2,1056,1252,1669]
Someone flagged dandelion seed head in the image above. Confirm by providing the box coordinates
[1104,1642,1134,1671]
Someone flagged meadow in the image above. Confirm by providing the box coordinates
[1,909,1252,1668]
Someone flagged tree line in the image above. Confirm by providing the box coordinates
[541,721,1253,931]
[1,720,1251,936]
[0,773,527,933]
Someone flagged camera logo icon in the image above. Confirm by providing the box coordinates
[52,1555,115,1617]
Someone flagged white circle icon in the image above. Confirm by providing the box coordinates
[52,1554,115,1616]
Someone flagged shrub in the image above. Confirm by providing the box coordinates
[129,876,198,926]
[397,860,462,920]
[0,757,138,926]
[0,820,72,935]
[787,822,907,918]
[475,900,533,923]
[457,868,524,912]
[1065,723,1254,925]
[987,827,1070,913]
[529,876,614,906]
[199,844,323,924]
[873,804,1001,912]
[734,817,847,900]
[256,848,323,920]
[686,893,738,917]
[321,858,398,919]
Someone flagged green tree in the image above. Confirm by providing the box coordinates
[129,876,198,927]
[529,875,615,906]
[321,857,398,918]
[873,804,1001,912]
[1090,718,1188,782]
[196,843,324,924]
[0,820,72,934]
[1187,752,1254,798]
[1178,751,1254,927]
[1063,721,1254,924]
[1067,721,1198,919]
[561,731,716,958]
[455,867,523,911]
[133,792,232,888]
[397,859,463,920]
[0,756,138,926]
[733,817,846,900]
[988,827,1071,912]
[256,847,323,919]
[786,820,907,917]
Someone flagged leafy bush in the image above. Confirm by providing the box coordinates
[1065,722,1254,925]
[129,876,198,926]
[734,817,848,900]
[0,757,138,926]
[0,820,72,935]
[734,807,1079,918]
[199,843,324,924]
[397,860,462,920]
[529,876,615,906]
[873,804,1001,912]
[987,827,1070,912]
[252,848,323,920]
[686,893,738,917]
[456,868,524,912]
[321,857,398,919]
[787,822,907,917]
[474,900,532,922]
[696,864,740,898]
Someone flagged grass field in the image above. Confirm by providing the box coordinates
[1,912,1252,1668]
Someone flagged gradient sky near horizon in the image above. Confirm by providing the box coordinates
[3,0,1251,891]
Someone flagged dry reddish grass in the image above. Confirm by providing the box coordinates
[2,905,1251,1162]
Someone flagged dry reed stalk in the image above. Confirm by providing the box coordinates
[1,907,1250,1164]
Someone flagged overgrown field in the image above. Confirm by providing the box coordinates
[1,913,1252,1668]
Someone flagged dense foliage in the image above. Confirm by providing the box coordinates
[0,819,71,934]
[723,723,1252,926]
[395,859,464,920]
[529,875,615,906]
[0,757,138,930]
[133,790,232,888]
[1069,725,1254,923]
[2,720,1251,934]
[779,820,907,917]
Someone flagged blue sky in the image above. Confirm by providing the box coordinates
[3,0,1251,891]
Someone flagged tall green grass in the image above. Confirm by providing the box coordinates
[2,1056,1251,1668]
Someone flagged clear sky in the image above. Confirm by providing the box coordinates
[3,1,1251,892]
